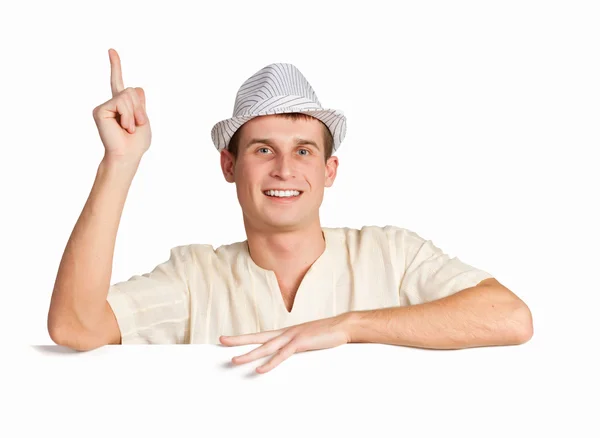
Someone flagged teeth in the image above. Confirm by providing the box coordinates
[264,190,301,197]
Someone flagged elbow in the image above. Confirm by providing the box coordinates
[511,302,534,344]
[47,304,77,348]
[47,318,100,352]
[49,328,100,352]
[47,312,69,347]
[48,321,63,346]
[47,322,79,350]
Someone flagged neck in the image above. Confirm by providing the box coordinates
[244,220,326,277]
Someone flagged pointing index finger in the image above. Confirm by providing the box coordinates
[108,48,124,97]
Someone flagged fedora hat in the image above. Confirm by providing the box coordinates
[210,62,347,153]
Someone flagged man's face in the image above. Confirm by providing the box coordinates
[220,115,338,233]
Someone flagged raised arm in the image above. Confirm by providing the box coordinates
[47,48,152,351]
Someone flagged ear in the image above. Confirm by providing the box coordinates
[324,156,339,188]
[220,149,236,183]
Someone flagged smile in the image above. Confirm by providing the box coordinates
[263,189,303,198]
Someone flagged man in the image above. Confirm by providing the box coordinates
[47,48,533,373]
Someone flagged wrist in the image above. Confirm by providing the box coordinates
[100,154,141,175]
[341,311,360,344]
[101,152,142,169]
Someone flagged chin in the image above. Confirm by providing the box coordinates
[257,212,310,230]
[264,217,302,229]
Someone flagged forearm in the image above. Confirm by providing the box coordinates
[48,155,140,338]
[345,283,533,349]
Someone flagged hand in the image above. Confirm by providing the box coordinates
[220,314,352,374]
[92,48,152,162]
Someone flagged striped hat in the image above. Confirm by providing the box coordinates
[210,62,347,153]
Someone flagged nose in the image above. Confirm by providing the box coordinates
[270,154,296,180]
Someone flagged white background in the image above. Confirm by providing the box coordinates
[2,0,599,436]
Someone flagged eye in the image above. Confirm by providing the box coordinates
[257,147,271,154]
[298,148,310,156]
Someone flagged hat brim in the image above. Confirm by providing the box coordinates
[210,107,346,153]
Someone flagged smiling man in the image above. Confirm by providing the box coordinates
[48,49,533,373]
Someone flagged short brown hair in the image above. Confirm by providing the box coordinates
[227,113,334,162]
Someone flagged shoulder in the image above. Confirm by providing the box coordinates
[172,240,247,267]
[324,225,426,252]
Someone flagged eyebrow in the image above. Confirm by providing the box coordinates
[245,137,321,151]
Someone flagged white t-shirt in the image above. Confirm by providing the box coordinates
[106,225,494,344]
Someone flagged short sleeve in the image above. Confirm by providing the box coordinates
[387,226,494,305]
[106,245,191,344]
